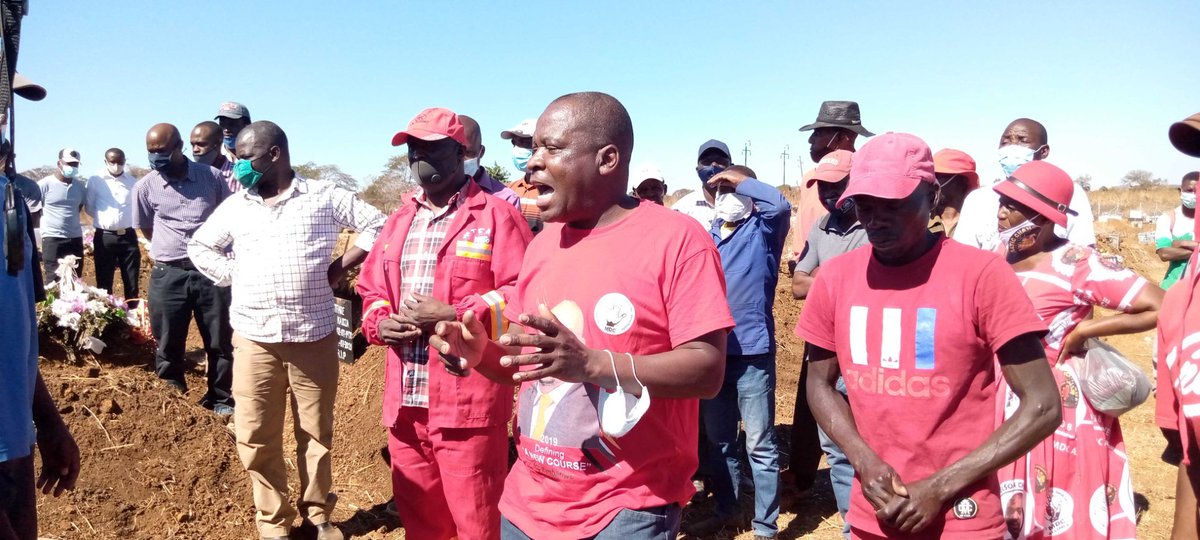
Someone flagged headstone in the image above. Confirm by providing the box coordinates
[334,295,365,364]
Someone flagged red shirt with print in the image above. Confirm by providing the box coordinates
[796,236,1047,539]
[499,201,735,537]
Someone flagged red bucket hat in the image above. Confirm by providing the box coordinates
[932,148,979,191]
[838,132,935,207]
[391,107,466,146]
[992,161,1077,228]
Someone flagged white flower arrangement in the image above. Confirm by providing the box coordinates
[36,254,136,361]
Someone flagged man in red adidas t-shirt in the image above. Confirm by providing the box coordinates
[431,91,734,539]
[795,132,1061,539]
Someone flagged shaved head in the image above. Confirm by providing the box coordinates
[146,123,182,149]
[1001,118,1049,148]
[459,114,483,153]
[237,120,289,151]
[192,121,222,145]
[549,91,634,167]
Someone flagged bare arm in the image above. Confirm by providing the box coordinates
[1158,243,1195,262]
[31,372,79,496]
[884,332,1061,532]
[328,245,368,288]
[792,267,819,299]
[1060,284,1164,359]
[806,343,906,513]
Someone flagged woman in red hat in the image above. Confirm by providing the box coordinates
[990,161,1163,539]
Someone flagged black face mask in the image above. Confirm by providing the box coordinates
[412,159,445,184]
[148,151,174,172]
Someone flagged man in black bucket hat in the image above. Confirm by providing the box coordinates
[799,100,875,163]
[789,101,873,503]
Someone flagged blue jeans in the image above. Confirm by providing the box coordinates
[701,353,780,537]
[817,377,852,538]
[500,504,681,539]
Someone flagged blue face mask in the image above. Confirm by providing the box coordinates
[697,164,725,184]
[998,144,1043,178]
[223,135,237,151]
[511,146,532,172]
[148,151,174,172]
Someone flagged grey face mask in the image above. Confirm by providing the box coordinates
[193,148,218,166]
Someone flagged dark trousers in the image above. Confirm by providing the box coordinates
[41,236,83,284]
[790,359,824,491]
[0,455,36,540]
[148,261,234,409]
[93,229,141,299]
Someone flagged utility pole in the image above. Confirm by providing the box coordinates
[742,140,751,166]
[780,145,790,186]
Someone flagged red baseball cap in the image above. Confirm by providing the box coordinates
[992,161,1077,228]
[932,148,979,191]
[391,107,467,147]
[838,132,934,207]
[806,150,853,187]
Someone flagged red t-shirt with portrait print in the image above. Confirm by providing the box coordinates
[796,236,1047,539]
[499,201,735,538]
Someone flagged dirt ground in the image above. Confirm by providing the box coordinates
[32,187,1184,539]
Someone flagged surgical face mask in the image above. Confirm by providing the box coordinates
[998,217,1041,253]
[697,164,725,184]
[222,135,237,151]
[148,151,174,172]
[511,146,532,172]
[106,162,124,177]
[1182,191,1196,209]
[597,351,651,438]
[60,164,79,179]
[997,144,1043,178]
[193,147,218,166]
[715,192,753,223]
[463,157,480,177]
[234,156,273,189]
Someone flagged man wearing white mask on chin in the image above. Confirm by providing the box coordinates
[459,114,520,210]
[688,163,790,539]
[38,148,86,282]
[954,118,1095,251]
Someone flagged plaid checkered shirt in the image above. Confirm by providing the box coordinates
[397,183,468,407]
[186,176,386,342]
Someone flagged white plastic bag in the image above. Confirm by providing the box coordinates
[1066,338,1151,417]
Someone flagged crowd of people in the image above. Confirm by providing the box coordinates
[4,82,1200,540]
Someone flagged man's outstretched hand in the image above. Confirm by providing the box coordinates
[497,304,598,384]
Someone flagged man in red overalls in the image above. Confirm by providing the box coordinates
[357,107,532,540]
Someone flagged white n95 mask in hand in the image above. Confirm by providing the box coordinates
[598,351,651,438]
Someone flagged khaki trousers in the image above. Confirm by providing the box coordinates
[232,332,339,537]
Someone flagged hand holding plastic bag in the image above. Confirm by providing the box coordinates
[1066,338,1151,417]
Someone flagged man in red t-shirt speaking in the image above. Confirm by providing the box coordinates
[795,132,1061,539]
[431,91,734,538]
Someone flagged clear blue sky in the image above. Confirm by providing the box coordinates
[11,1,1200,191]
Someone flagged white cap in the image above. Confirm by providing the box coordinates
[500,119,536,140]
[58,147,81,164]
[634,164,664,183]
